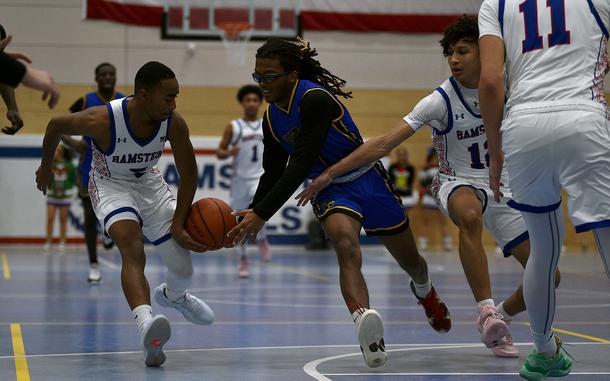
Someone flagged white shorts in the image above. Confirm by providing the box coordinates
[230,177,266,239]
[400,193,419,209]
[502,101,610,232]
[436,177,529,256]
[89,171,176,245]
[230,177,258,211]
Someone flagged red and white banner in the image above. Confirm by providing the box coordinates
[84,0,483,33]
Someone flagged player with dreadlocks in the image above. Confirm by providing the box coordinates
[228,38,452,368]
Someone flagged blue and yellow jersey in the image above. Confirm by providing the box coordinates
[265,79,363,179]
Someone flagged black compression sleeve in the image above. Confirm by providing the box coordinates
[249,112,289,210]
[0,51,26,87]
[252,90,341,220]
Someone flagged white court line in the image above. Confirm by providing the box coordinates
[202,299,610,310]
[302,343,610,381]
[2,342,605,361]
[323,372,610,377]
[0,342,513,360]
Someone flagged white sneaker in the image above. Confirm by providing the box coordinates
[43,241,51,252]
[57,241,66,252]
[154,283,215,325]
[141,315,171,367]
[88,263,102,283]
[356,309,387,368]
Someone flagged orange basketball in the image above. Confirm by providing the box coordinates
[185,198,237,250]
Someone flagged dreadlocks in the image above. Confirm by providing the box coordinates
[256,38,352,99]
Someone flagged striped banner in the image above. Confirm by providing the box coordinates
[84,0,483,33]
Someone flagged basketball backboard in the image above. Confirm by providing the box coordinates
[161,0,302,41]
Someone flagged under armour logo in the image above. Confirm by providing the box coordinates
[159,136,167,142]
[130,167,147,178]
[474,101,479,108]
[455,113,465,120]
[117,138,127,143]
[148,338,162,347]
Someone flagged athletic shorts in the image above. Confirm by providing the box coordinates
[88,170,176,245]
[312,162,409,236]
[230,177,258,211]
[502,101,610,233]
[47,197,72,206]
[230,177,266,240]
[436,176,529,257]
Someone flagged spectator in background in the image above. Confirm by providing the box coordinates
[44,144,76,252]
[388,146,418,216]
[419,147,452,252]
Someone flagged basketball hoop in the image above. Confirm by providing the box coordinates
[218,21,253,67]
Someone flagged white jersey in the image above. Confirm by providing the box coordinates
[479,0,610,113]
[91,97,169,181]
[230,118,264,180]
[404,77,508,182]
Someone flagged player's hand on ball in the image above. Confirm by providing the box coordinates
[228,209,264,246]
[295,172,332,206]
[171,226,209,253]
[488,153,504,203]
[35,165,53,195]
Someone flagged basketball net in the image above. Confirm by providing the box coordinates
[218,22,253,67]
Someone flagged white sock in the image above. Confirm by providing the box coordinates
[477,299,495,309]
[133,304,153,335]
[412,279,432,298]
[497,301,513,321]
[351,307,368,326]
[156,238,193,301]
[593,227,610,279]
[522,209,565,354]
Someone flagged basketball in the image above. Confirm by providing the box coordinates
[185,198,237,249]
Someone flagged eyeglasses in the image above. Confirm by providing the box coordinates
[252,71,290,84]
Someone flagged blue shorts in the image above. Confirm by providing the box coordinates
[312,162,409,236]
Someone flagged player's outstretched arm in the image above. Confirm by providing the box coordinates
[479,34,506,202]
[36,106,108,194]
[167,113,208,252]
[216,123,238,159]
[295,120,415,206]
[0,84,23,135]
[229,91,336,245]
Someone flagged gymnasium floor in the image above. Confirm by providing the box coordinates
[0,244,609,380]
